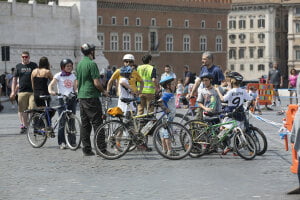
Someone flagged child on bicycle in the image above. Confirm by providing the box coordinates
[158,76,179,156]
[215,72,252,154]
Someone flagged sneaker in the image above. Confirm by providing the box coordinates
[222,147,232,155]
[59,143,67,150]
[167,150,179,156]
[83,150,95,156]
[287,187,300,195]
[137,143,152,152]
[271,102,276,107]
[102,150,116,156]
[20,127,27,134]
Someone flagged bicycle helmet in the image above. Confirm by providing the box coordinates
[120,66,132,74]
[122,54,135,61]
[107,107,124,117]
[159,76,174,86]
[227,71,243,82]
[81,43,95,55]
[200,72,214,80]
[60,58,73,69]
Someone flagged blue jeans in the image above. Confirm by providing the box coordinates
[57,98,77,145]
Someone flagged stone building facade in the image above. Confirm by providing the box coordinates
[0,0,108,74]
[227,0,289,81]
[97,0,231,77]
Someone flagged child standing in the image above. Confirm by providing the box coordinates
[248,86,262,115]
[175,78,184,108]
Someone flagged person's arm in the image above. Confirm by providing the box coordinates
[280,75,283,87]
[184,76,190,87]
[215,86,224,102]
[31,69,36,91]
[106,70,118,93]
[10,77,17,99]
[94,78,108,96]
[48,78,58,95]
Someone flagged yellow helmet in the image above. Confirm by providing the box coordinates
[107,107,124,117]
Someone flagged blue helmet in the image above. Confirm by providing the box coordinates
[159,76,174,86]
[200,72,214,80]
[120,66,132,74]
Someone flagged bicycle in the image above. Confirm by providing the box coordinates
[173,96,199,124]
[184,107,257,160]
[93,97,193,160]
[25,93,81,150]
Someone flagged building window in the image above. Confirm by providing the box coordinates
[296,23,300,33]
[200,36,207,51]
[250,64,254,71]
[135,33,142,51]
[229,34,236,44]
[229,20,236,29]
[216,36,222,52]
[275,17,280,28]
[166,34,173,52]
[250,19,254,28]
[201,20,206,29]
[239,34,246,43]
[217,21,222,29]
[98,16,102,25]
[151,18,156,26]
[111,16,116,25]
[110,32,118,51]
[183,35,190,52]
[240,64,244,71]
[296,50,300,60]
[97,32,104,50]
[258,33,265,43]
[184,20,189,28]
[258,64,265,71]
[229,48,236,59]
[258,15,265,28]
[123,33,131,51]
[167,19,172,27]
[296,7,300,15]
[250,33,254,43]
[239,19,246,29]
[124,17,129,26]
[150,31,158,51]
[249,47,254,58]
[258,48,264,58]
[239,48,245,59]
[230,64,235,71]
[136,18,141,26]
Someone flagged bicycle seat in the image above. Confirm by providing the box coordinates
[121,98,136,103]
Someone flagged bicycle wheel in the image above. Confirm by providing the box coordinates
[27,113,48,148]
[233,127,257,160]
[153,121,192,160]
[184,120,209,158]
[173,113,190,124]
[64,113,82,150]
[94,120,131,160]
[247,126,267,156]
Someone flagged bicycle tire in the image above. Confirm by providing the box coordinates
[27,113,48,148]
[64,113,82,150]
[233,128,257,160]
[153,121,192,160]
[184,120,209,158]
[94,120,131,160]
[247,126,267,156]
[173,113,190,124]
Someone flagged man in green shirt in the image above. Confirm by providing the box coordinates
[76,43,108,156]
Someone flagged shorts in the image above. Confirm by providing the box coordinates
[18,92,36,112]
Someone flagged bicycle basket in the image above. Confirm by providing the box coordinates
[107,107,124,117]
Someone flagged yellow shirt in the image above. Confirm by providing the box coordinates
[110,69,143,93]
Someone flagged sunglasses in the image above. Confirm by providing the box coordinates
[22,56,29,59]
[124,60,134,63]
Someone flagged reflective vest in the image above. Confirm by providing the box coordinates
[137,64,155,94]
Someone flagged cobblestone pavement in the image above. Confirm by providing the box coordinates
[0,98,299,200]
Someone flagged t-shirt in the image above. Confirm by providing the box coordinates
[110,68,143,93]
[76,56,101,98]
[161,92,176,121]
[53,72,76,97]
[184,71,195,85]
[268,68,282,85]
[117,78,135,113]
[249,91,258,100]
[200,65,224,85]
[223,87,252,107]
[14,62,38,92]
[289,74,298,88]
[161,72,176,81]
[197,87,222,113]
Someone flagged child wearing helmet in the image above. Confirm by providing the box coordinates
[197,72,222,120]
[48,58,77,150]
[158,76,179,156]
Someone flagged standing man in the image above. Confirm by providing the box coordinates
[268,62,283,106]
[10,51,37,134]
[106,54,144,97]
[76,43,108,156]
[137,54,158,115]
[182,65,195,96]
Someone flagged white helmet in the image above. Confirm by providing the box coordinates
[122,54,135,61]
